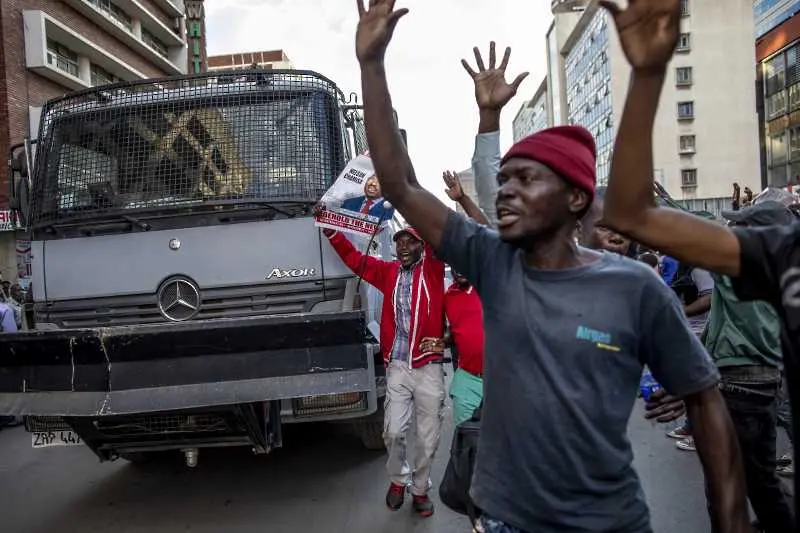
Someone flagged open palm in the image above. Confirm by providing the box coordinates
[355,0,409,64]
[443,171,463,201]
[600,0,680,72]
[462,42,528,111]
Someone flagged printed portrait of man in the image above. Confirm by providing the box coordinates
[341,175,393,220]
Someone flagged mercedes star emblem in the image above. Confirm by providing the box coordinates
[157,277,201,322]
[169,238,181,251]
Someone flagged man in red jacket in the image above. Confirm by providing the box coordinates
[445,269,484,426]
[322,224,446,517]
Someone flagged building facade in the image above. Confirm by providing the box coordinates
[755,0,800,38]
[0,0,207,284]
[207,50,294,72]
[546,0,760,210]
[512,78,550,142]
[756,9,800,190]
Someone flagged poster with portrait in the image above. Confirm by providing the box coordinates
[314,153,394,237]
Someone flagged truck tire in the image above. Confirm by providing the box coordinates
[357,419,385,450]
[355,405,386,451]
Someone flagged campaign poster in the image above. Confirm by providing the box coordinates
[16,239,31,289]
[314,153,394,237]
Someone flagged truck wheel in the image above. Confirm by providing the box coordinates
[357,419,385,451]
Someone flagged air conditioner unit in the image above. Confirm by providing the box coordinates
[551,0,590,14]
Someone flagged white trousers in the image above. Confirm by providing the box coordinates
[383,360,446,496]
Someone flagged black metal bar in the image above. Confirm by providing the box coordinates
[0,311,368,393]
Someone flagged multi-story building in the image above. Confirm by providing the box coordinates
[755,0,800,38]
[756,9,800,190]
[546,0,760,214]
[0,0,207,284]
[207,50,294,72]
[512,78,551,142]
[454,167,478,217]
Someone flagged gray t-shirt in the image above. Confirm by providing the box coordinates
[687,268,714,334]
[437,212,719,533]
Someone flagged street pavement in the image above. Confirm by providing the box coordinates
[0,400,790,533]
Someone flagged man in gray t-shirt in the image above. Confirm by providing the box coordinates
[439,213,719,531]
[352,4,750,531]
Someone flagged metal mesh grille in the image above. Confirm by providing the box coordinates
[31,70,352,227]
[94,414,230,437]
[25,416,71,432]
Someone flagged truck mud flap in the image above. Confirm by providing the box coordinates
[0,311,372,416]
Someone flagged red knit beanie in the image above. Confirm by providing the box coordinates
[501,126,597,204]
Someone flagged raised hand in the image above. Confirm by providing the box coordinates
[355,0,409,64]
[600,0,680,73]
[461,42,529,111]
[443,171,464,202]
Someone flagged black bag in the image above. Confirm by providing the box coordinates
[439,403,482,525]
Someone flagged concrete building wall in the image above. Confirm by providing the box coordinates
[512,79,550,142]
[554,0,759,201]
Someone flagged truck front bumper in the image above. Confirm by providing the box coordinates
[0,311,374,417]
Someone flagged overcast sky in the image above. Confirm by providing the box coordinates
[205,0,553,202]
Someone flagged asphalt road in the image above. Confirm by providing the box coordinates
[0,401,790,533]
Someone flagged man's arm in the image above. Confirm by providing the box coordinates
[325,230,388,289]
[600,1,741,277]
[685,268,713,317]
[640,274,749,532]
[462,43,528,226]
[685,388,750,532]
[356,2,450,248]
[443,171,490,226]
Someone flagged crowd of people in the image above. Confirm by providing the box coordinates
[324,0,800,532]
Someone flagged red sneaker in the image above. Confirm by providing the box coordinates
[412,494,434,517]
[385,483,405,510]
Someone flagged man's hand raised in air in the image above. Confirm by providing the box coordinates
[355,0,451,249]
[600,0,741,278]
[462,42,528,133]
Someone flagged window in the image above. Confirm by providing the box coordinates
[677,33,691,52]
[676,67,693,86]
[677,101,695,120]
[46,39,79,77]
[90,64,120,86]
[765,53,787,96]
[88,0,133,32]
[679,135,696,153]
[142,28,168,58]
[680,0,690,16]
[681,169,697,187]
[789,84,800,111]
[790,127,800,161]
[771,131,789,165]
[767,90,787,118]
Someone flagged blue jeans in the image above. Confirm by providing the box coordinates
[777,376,793,446]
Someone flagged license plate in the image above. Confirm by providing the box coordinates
[31,431,82,448]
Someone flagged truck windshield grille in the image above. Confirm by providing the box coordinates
[31,71,347,227]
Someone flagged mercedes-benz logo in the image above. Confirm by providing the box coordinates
[157,277,201,322]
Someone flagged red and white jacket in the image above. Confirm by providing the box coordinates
[326,231,446,368]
